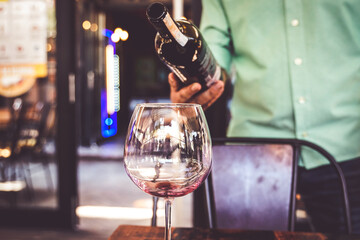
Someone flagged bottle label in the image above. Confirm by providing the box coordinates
[163,12,188,47]
[207,65,221,87]
[199,50,221,87]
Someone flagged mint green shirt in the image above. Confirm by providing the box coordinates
[200,0,360,169]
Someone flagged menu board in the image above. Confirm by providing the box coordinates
[0,0,47,97]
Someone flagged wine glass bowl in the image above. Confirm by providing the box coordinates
[124,103,212,239]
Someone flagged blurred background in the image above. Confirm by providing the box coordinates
[0,0,228,239]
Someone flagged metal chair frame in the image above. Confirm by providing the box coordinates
[204,137,352,234]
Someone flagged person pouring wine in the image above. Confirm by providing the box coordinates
[165,0,360,235]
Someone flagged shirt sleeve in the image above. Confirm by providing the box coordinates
[200,0,233,73]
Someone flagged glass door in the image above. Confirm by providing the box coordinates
[0,0,77,228]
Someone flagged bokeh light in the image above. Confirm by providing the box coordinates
[82,20,91,30]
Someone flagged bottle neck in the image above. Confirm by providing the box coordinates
[147,3,189,47]
[160,12,188,47]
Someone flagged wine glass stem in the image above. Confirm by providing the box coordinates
[164,197,174,240]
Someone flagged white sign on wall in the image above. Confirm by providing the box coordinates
[0,0,47,97]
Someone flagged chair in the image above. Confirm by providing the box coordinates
[0,98,31,204]
[199,137,352,234]
[15,101,54,193]
[0,100,54,202]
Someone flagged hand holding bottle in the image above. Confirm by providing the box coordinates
[147,2,225,94]
[168,73,224,110]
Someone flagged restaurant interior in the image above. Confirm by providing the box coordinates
[0,0,357,239]
[0,0,208,238]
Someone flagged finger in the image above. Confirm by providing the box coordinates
[174,82,202,102]
[168,73,203,102]
[193,81,224,109]
[168,73,180,92]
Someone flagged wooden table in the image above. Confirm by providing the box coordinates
[109,225,360,240]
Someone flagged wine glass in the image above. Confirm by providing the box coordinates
[123,103,212,240]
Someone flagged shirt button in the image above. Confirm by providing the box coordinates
[298,96,306,104]
[302,132,308,138]
[294,58,303,65]
[291,19,299,27]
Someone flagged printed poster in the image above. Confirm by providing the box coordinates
[0,0,47,97]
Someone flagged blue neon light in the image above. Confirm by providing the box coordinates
[101,29,118,138]
[105,118,113,126]
[102,29,116,52]
[101,90,117,138]
[102,29,113,38]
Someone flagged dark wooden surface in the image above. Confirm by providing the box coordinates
[108,225,360,240]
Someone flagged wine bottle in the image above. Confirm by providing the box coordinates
[146,2,225,91]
